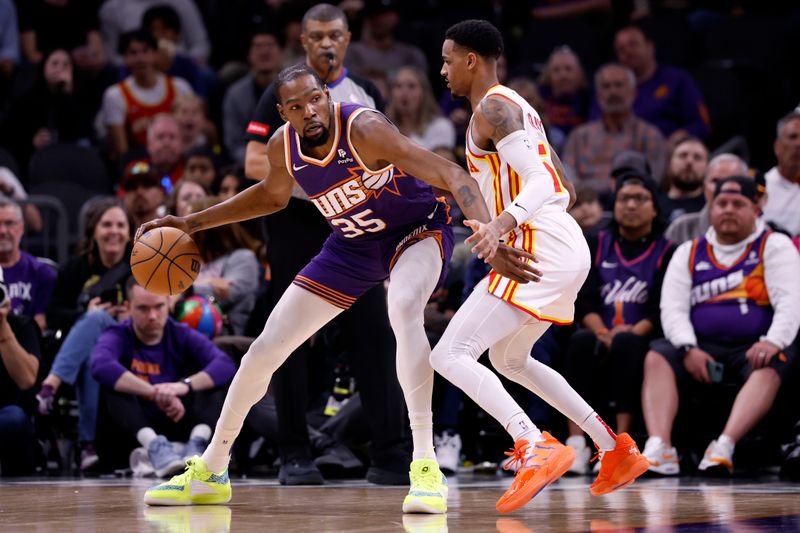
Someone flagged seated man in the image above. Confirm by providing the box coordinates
[90,278,236,477]
[564,163,675,473]
[0,268,41,476]
[641,177,800,475]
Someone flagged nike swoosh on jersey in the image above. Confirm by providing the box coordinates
[292,163,309,171]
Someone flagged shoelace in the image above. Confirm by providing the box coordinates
[167,459,202,484]
[410,467,441,492]
[502,442,530,473]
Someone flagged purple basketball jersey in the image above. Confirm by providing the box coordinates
[689,229,773,342]
[284,102,438,240]
[595,230,672,328]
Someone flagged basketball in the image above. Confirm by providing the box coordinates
[175,295,224,338]
[130,226,202,296]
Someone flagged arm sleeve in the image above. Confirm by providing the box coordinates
[183,329,236,386]
[660,241,697,346]
[244,83,282,144]
[497,130,567,226]
[762,234,800,349]
[90,326,131,388]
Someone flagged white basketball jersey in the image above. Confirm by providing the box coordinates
[466,85,590,323]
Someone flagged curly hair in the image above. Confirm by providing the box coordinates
[444,19,503,59]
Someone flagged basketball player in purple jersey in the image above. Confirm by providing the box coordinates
[139,64,539,513]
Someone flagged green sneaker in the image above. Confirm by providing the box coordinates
[144,456,231,506]
[402,458,448,514]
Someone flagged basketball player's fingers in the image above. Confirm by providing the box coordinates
[501,245,540,264]
[520,261,543,279]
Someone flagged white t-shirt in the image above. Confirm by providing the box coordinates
[408,117,456,152]
[763,166,800,236]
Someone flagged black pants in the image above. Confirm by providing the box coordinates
[0,405,37,476]
[265,199,406,466]
[95,387,225,469]
[564,329,649,415]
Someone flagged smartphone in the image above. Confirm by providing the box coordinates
[707,361,724,383]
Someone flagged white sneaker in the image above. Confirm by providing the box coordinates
[565,436,591,475]
[434,430,461,475]
[642,437,680,475]
[698,439,733,475]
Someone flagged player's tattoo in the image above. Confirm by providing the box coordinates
[187,219,202,231]
[479,97,524,142]
[456,185,476,207]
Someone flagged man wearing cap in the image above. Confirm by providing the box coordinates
[120,161,167,228]
[640,177,800,476]
[665,153,749,243]
[562,165,675,474]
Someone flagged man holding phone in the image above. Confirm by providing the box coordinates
[640,177,800,476]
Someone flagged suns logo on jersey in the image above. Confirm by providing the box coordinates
[311,178,367,218]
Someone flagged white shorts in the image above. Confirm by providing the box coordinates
[486,211,590,324]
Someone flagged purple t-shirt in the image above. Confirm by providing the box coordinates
[3,251,57,318]
[90,317,236,389]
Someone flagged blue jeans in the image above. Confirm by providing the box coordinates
[51,310,116,442]
[0,405,36,475]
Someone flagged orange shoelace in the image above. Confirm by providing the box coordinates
[502,441,530,472]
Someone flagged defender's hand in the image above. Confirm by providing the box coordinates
[135,215,190,242]
[488,244,542,284]
[464,219,502,260]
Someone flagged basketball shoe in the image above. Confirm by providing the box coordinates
[589,433,650,496]
[641,436,680,475]
[402,458,448,514]
[144,456,231,506]
[495,432,575,513]
[697,438,734,475]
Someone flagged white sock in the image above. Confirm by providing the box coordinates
[645,436,665,449]
[717,434,735,453]
[190,424,212,442]
[566,435,587,450]
[504,411,542,443]
[410,412,436,461]
[579,411,617,451]
[137,427,158,448]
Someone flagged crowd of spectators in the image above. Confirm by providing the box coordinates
[1,0,799,482]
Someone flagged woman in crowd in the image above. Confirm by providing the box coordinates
[166,176,209,217]
[38,198,134,471]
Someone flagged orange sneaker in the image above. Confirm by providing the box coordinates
[589,433,649,496]
[495,432,575,513]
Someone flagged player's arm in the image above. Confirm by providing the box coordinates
[351,112,490,228]
[136,129,294,239]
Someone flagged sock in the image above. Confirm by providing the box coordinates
[202,442,232,474]
[411,412,436,461]
[504,411,542,443]
[137,427,158,448]
[566,435,587,450]
[717,434,735,454]
[190,424,212,442]
[580,411,617,451]
[645,436,665,450]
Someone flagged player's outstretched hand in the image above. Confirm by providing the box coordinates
[135,215,190,242]
[464,219,502,260]
[489,244,542,284]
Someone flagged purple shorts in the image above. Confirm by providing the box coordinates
[294,200,454,309]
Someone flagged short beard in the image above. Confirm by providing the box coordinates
[672,173,703,192]
[300,126,330,151]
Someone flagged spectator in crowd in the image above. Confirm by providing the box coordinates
[564,168,674,474]
[612,24,710,142]
[659,135,710,224]
[242,4,404,487]
[562,63,665,192]
[183,146,218,191]
[0,0,20,104]
[762,111,800,236]
[665,153,748,243]
[212,165,249,202]
[99,0,210,65]
[0,199,56,330]
[140,4,217,98]
[121,161,167,228]
[538,46,590,151]
[568,186,607,237]
[17,0,106,72]
[91,278,236,476]
[0,48,94,170]
[345,0,427,78]
[0,272,41,476]
[172,94,217,153]
[38,199,134,471]
[0,167,41,233]
[641,177,800,475]
[386,66,456,158]
[124,114,186,189]
[100,31,193,158]
[166,177,208,218]
[223,27,284,164]
[188,198,261,337]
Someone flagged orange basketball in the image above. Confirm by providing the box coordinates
[130,227,202,296]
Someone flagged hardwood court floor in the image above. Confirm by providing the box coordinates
[1,474,799,532]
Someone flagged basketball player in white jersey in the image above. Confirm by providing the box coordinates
[432,20,650,513]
